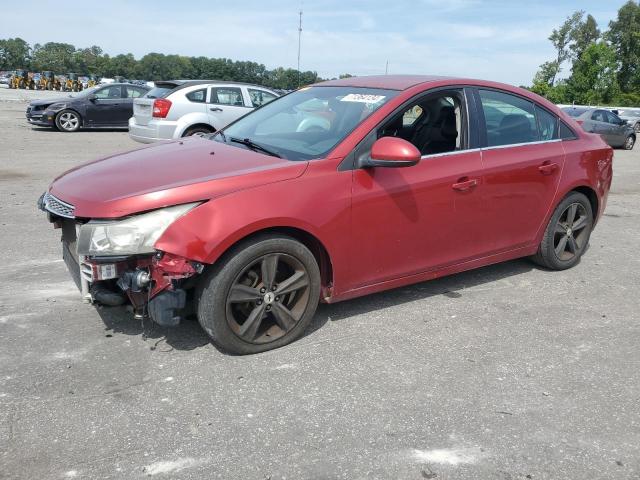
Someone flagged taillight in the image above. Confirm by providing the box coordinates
[152,98,172,118]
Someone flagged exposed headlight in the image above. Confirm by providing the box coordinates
[47,103,67,111]
[77,203,200,256]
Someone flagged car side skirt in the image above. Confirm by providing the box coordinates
[325,244,537,304]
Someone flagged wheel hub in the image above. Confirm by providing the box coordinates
[263,292,275,304]
[566,228,572,237]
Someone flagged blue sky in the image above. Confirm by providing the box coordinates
[0,0,629,85]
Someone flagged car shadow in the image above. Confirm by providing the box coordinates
[95,258,537,353]
[30,127,128,133]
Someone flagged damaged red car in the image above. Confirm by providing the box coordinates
[40,75,613,354]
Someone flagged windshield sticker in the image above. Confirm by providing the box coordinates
[340,94,386,104]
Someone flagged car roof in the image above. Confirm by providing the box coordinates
[316,75,456,90]
[161,79,279,94]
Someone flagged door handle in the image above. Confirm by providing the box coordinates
[209,107,223,112]
[538,162,558,175]
[452,178,478,191]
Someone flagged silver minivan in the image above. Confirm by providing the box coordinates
[128,80,279,143]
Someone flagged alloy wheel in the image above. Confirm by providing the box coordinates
[225,253,311,344]
[625,136,635,150]
[59,112,79,131]
[553,203,589,261]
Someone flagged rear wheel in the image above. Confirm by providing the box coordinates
[55,110,81,132]
[197,235,321,354]
[532,192,593,270]
[182,125,214,137]
[624,135,635,150]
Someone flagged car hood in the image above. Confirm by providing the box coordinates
[49,138,308,218]
[30,96,75,107]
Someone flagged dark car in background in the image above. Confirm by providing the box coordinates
[563,107,635,150]
[26,83,150,132]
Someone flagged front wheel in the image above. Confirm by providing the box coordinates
[197,235,321,354]
[531,192,593,270]
[624,135,635,151]
[55,110,81,132]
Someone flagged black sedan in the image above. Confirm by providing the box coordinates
[26,83,150,132]
[563,106,635,150]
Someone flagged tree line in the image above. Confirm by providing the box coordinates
[530,0,640,106]
[0,39,330,90]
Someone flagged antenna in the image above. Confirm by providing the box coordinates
[385,60,389,75]
[297,8,303,87]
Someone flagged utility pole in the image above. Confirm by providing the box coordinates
[297,9,303,87]
[385,60,389,75]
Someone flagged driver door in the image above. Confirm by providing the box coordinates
[85,85,125,126]
[349,89,487,288]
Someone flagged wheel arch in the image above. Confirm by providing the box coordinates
[207,226,334,298]
[571,185,599,220]
[181,123,216,137]
[173,112,214,138]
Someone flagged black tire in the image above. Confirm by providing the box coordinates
[197,234,321,354]
[531,192,593,270]
[182,125,214,137]
[623,135,635,151]
[55,109,81,132]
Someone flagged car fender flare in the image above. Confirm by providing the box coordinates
[173,112,215,139]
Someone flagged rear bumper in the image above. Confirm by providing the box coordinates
[128,117,178,143]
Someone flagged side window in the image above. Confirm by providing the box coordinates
[605,111,621,125]
[559,121,577,140]
[210,87,244,106]
[248,88,277,107]
[591,110,606,122]
[377,91,464,156]
[479,89,537,147]
[186,88,206,103]
[94,85,123,99]
[126,86,145,98]
[535,105,558,141]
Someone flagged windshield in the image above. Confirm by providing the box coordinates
[69,86,100,98]
[213,86,399,161]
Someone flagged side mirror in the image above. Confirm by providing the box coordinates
[361,137,421,168]
[87,94,97,101]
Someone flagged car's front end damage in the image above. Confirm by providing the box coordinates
[38,191,203,326]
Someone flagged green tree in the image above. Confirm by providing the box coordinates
[547,10,584,85]
[607,0,640,92]
[570,14,601,60]
[0,37,31,69]
[567,42,620,104]
[31,42,76,72]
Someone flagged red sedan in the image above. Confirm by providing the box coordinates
[40,75,613,354]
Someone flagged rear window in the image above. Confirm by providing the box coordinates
[186,88,206,103]
[143,82,181,99]
[563,108,587,118]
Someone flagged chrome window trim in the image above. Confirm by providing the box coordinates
[420,148,481,160]
[480,138,562,152]
[419,138,562,160]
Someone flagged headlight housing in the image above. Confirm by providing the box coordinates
[77,203,200,256]
[47,103,68,111]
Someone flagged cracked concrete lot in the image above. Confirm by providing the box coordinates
[1,86,639,479]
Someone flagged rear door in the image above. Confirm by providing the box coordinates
[206,86,252,129]
[476,88,565,253]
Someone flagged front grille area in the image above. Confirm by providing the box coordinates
[43,192,75,218]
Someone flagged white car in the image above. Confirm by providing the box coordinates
[128,80,279,143]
